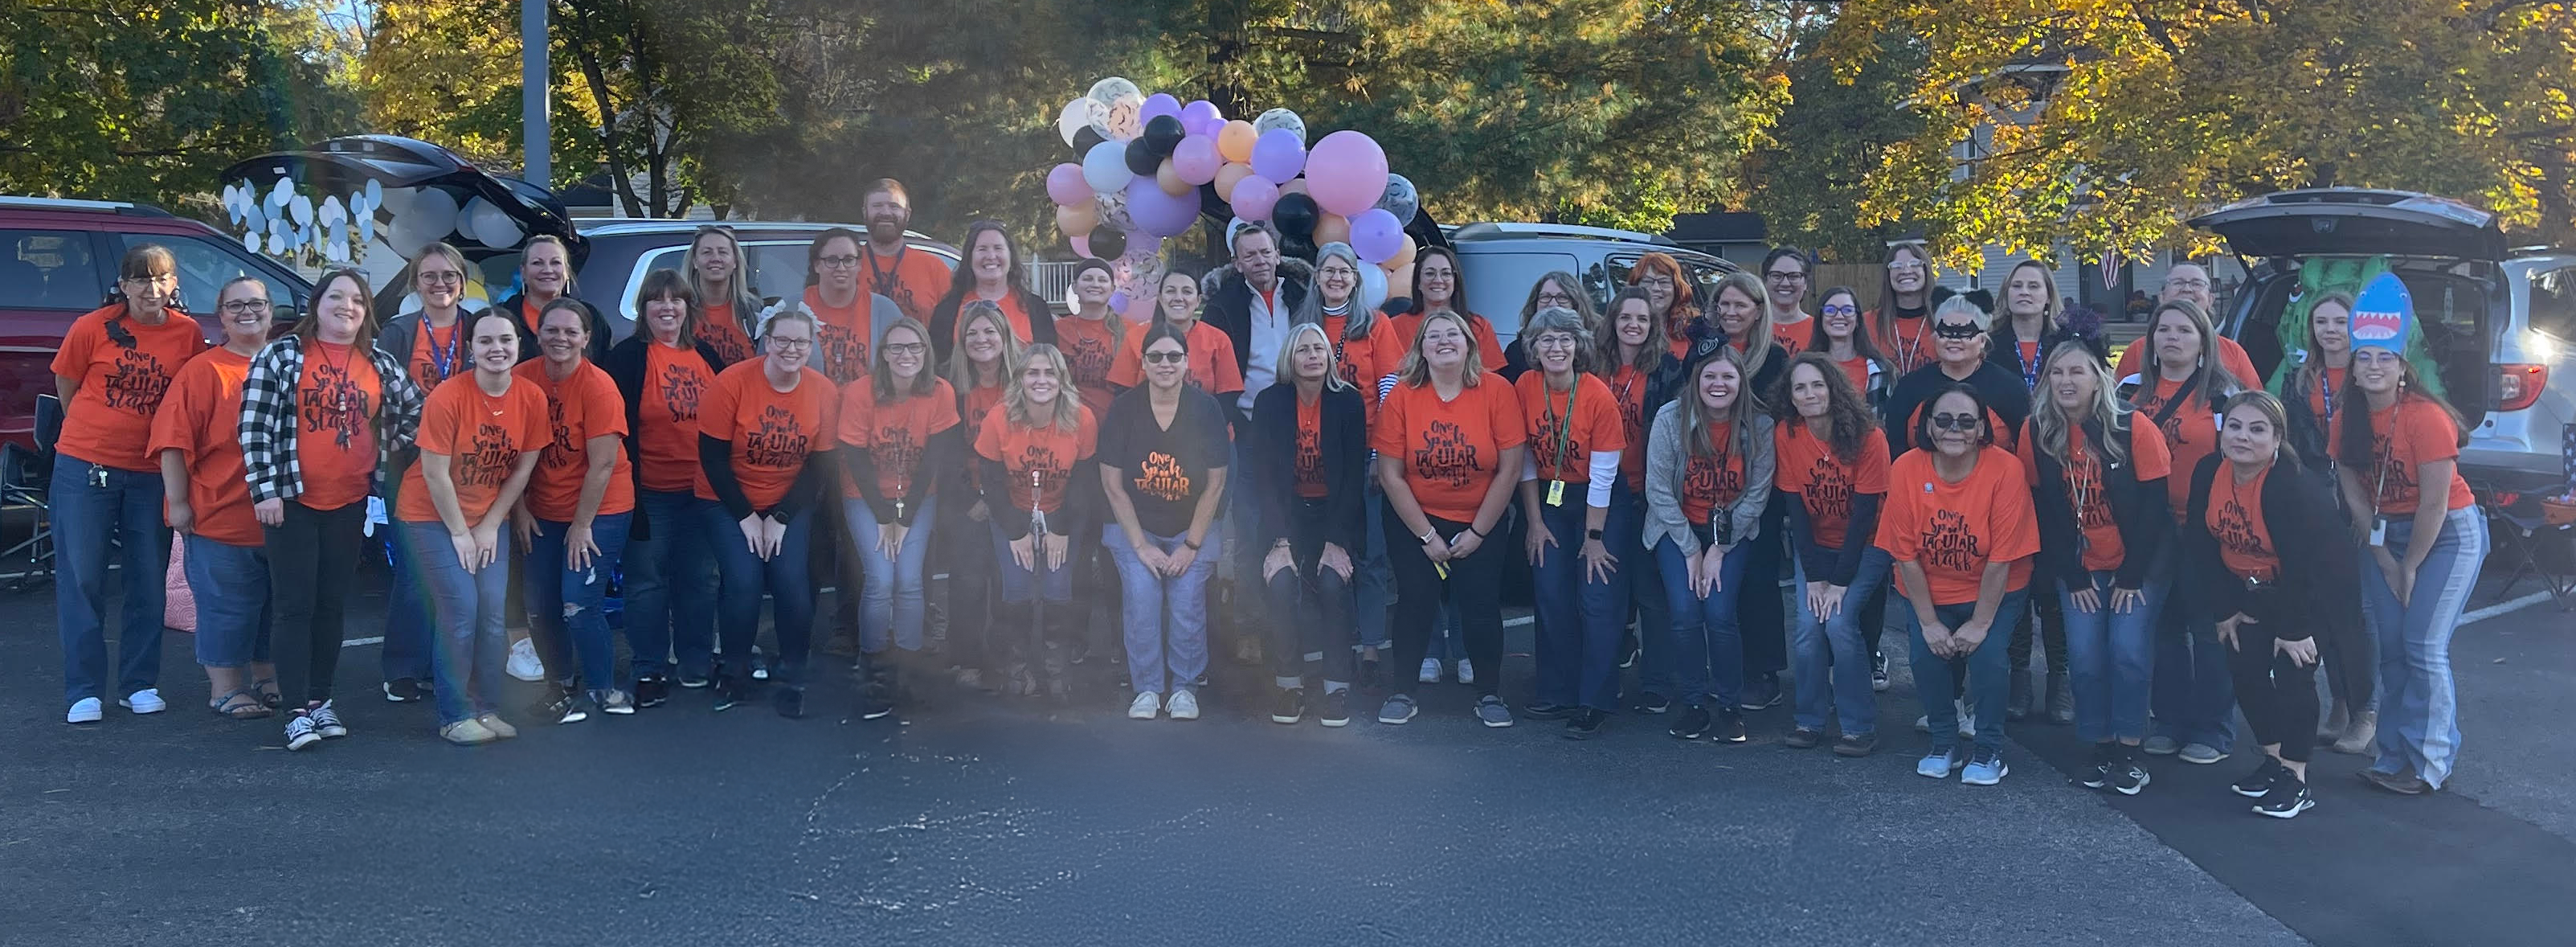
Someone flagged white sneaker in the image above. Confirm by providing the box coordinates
[1418,658,1441,683]
[506,638,546,682]
[1127,691,1161,719]
[1167,689,1200,721]
[67,697,103,724]
[1456,658,1475,686]
[119,688,166,715]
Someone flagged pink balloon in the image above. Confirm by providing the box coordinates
[1069,233,1091,257]
[1180,99,1224,136]
[1250,128,1307,183]
[1230,175,1281,221]
[1172,134,1222,185]
[1347,207,1405,264]
[1306,130,1391,217]
[1140,93,1182,125]
[1047,162,1093,207]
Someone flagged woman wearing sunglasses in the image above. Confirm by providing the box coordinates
[1882,295,2030,457]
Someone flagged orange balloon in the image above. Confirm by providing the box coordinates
[1314,212,1350,246]
[1216,120,1257,163]
[1278,178,1310,197]
[1383,237,1417,272]
[1213,162,1254,199]
[1155,159,1191,197]
[1056,202,1098,238]
[1384,262,1415,298]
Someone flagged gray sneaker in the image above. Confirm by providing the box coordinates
[2141,735,2181,756]
[1377,694,1419,725]
[309,700,349,739]
[1474,695,1514,728]
[2178,743,2228,765]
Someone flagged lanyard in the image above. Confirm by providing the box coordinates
[2018,340,2041,391]
[1891,316,1927,375]
[2320,370,2337,430]
[864,244,905,299]
[425,320,459,382]
[1545,377,1579,480]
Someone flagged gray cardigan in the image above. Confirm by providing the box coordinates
[1642,400,1774,558]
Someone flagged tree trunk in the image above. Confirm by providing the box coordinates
[561,0,641,216]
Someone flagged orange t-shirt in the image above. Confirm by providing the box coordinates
[838,376,961,501]
[518,299,546,334]
[972,405,1098,514]
[399,374,550,523]
[697,301,757,366]
[145,348,260,547]
[2018,420,2172,573]
[513,359,635,521]
[294,341,381,511]
[1605,365,1654,487]
[1870,310,1942,377]
[860,244,952,325]
[2130,375,2222,519]
[1515,372,1626,484]
[2116,334,2263,392]
[1770,317,1812,357]
[1370,375,1525,523]
[50,304,207,471]
[958,379,1006,494]
[1774,421,1892,550]
[1294,393,1327,498]
[953,292,1041,349]
[1877,445,2041,605]
[406,316,468,392]
[1386,310,1505,368]
[806,288,872,386]
[1831,354,1872,396]
[1108,319,1244,395]
[637,342,718,494]
[2208,463,2279,582]
[1053,315,1122,420]
[694,360,840,510]
[1677,420,1749,527]
[2333,397,2475,515]
[2304,366,2347,422]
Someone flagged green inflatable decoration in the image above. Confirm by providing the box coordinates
[2267,255,2447,400]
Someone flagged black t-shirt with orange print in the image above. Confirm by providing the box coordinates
[1097,386,1231,537]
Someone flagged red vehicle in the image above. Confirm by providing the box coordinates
[0,196,310,447]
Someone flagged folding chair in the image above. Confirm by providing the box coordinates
[2,394,64,592]
[2471,432,2576,612]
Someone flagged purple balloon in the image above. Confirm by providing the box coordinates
[1305,130,1391,217]
[1045,162,1093,207]
[1125,176,1203,238]
[1347,208,1405,264]
[1180,99,1224,136]
[1250,128,1307,183]
[1172,134,1222,185]
[1139,93,1183,125]
[1108,290,1131,312]
[1229,175,1281,222]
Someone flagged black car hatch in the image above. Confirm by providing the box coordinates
[2190,189,2508,261]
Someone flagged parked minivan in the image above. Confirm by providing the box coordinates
[2192,187,2575,492]
[1447,222,1738,349]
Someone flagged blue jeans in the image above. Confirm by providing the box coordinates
[1907,588,2028,752]
[1613,481,1674,699]
[521,514,631,691]
[183,534,271,669]
[52,453,167,704]
[1105,525,1221,694]
[2152,591,2238,752]
[1653,536,1750,709]
[844,494,938,654]
[1791,547,1891,736]
[2365,506,2488,789]
[989,521,1074,603]
[1531,496,1625,710]
[1355,474,1392,650]
[408,520,513,726]
[622,490,718,682]
[382,504,435,683]
[2059,570,2164,744]
[702,503,815,686]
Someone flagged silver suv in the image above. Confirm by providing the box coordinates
[1447,222,1738,348]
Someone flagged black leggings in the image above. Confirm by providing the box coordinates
[1737,496,1789,676]
[936,502,997,673]
[264,500,366,706]
[1385,506,1504,699]
[2230,632,2320,763]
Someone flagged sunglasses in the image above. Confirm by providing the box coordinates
[1930,412,1982,432]
[1932,321,1982,339]
[1143,351,1188,364]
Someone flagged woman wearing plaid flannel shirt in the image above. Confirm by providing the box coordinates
[240,269,426,750]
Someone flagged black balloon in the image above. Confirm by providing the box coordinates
[1090,226,1127,261]
[1279,234,1318,264]
[1143,114,1185,155]
[1073,125,1106,157]
[1124,137,1162,176]
[1273,191,1320,240]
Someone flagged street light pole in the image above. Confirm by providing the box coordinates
[522,0,550,187]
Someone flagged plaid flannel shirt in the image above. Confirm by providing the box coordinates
[240,334,425,502]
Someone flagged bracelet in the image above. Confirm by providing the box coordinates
[1468,524,1488,539]
[1417,529,1438,544]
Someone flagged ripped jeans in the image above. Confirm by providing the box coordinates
[522,513,633,692]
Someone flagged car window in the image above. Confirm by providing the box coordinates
[2529,265,2576,340]
[0,229,102,310]
[115,234,296,318]
[745,242,820,302]
[1456,251,1580,335]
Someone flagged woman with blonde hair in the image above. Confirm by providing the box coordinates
[837,316,961,717]
[684,224,762,363]
[938,301,1024,689]
[1253,322,1369,725]
[974,342,1098,699]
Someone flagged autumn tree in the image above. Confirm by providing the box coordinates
[1741,18,1926,260]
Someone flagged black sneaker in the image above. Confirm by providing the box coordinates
[1619,638,1640,670]
[1782,727,1823,749]
[711,677,744,711]
[1522,701,1578,721]
[2252,776,2314,819]
[2110,750,2152,796]
[634,676,670,709]
[2079,743,2114,789]
[854,687,893,721]
[677,671,712,690]
[2231,758,2285,798]
[1270,687,1306,725]
[1564,708,1606,740]
[534,687,585,724]
[775,686,807,719]
[1316,690,1351,728]
[1715,710,1749,744]
[1737,674,1783,711]
[1669,703,1712,740]
[1871,651,1891,692]
[382,677,428,703]
[1831,732,1877,757]
[1632,692,1673,715]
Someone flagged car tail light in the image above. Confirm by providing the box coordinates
[2497,364,2546,412]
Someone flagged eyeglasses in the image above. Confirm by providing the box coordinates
[219,299,272,314]
[2165,277,2211,290]
[767,338,814,351]
[1887,260,1927,273]
[1821,304,1858,317]
[816,255,861,269]
[1143,351,1188,364]
[417,271,464,285]
[1633,275,1674,288]
[1932,321,1983,339]
[1531,334,1580,350]
[1319,265,1360,278]
[881,342,926,356]
[1765,271,1807,283]
[1536,292,1576,306]
[1930,412,1981,431]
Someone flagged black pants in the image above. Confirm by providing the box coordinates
[264,499,366,707]
[1385,506,1504,699]
[2010,580,2068,682]
[1266,503,1356,687]
[2230,629,2320,763]
[1737,496,1789,677]
[936,501,996,673]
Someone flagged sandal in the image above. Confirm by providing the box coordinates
[210,688,273,719]
[251,678,282,709]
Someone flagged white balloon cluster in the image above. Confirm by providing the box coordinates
[223,176,530,266]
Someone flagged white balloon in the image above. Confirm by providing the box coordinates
[357,214,375,244]
[290,195,314,227]
[365,178,384,207]
[456,197,489,244]
[1057,97,1100,148]
[243,203,265,233]
[266,232,286,255]
[378,186,416,216]
[243,231,261,254]
[1082,140,1135,194]
[268,177,293,207]
[1358,261,1388,312]
[409,188,460,240]
[1254,109,1306,144]
[320,195,346,226]
[465,197,520,248]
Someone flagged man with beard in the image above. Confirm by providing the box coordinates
[855,179,952,325]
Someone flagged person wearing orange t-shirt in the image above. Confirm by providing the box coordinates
[1251,323,1369,724]
[1512,309,1629,736]
[149,277,278,720]
[2120,299,2245,765]
[1625,252,1699,363]
[2271,289,2370,748]
[2022,344,2175,794]
[605,269,736,699]
[1876,383,2039,784]
[1595,287,1687,709]
[1643,348,1776,743]
[697,311,841,717]
[975,344,1099,698]
[2186,391,2357,818]
[927,221,1058,367]
[1774,354,1892,753]
[1870,242,1941,377]
[855,178,954,325]
[493,235,611,363]
[1108,271,1245,400]
[837,318,962,713]
[509,300,638,719]
[240,269,426,748]
[685,226,763,366]
[1761,248,1815,359]
[1385,246,1506,369]
[374,243,482,703]
[48,244,210,724]
[401,311,548,744]
[2332,282,2485,795]
[1372,311,1527,727]
[1055,259,1125,420]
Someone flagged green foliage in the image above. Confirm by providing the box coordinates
[1740,20,1924,260]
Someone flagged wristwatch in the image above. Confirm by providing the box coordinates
[1586,528,1605,541]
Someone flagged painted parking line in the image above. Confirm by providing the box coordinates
[2462,589,2554,625]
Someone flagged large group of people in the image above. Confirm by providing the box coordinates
[51,180,2490,821]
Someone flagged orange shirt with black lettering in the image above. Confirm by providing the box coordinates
[399,374,550,523]
[1341,329,1405,423]
[1876,445,2041,605]
[406,317,469,392]
[294,341,381,511]
[861,244,951,325]
[2333,396,2475,515]
[2208,463,2279,582]
[1515,371,1625,484]
[146,348,260,546]
[974,405,1098,514]
[2130,375,2222,520]
[694,360,839,510]
[1053,315,1121,420]
[1678,420,1748,526]
[838,376,961,500]
[958,378,1007,494]
[637,342,718,494]
[1108,319,1244,395]
[806,288,871,385]
[1371,374,1524,523]
[1387,310,1505,367]
[1774,422,1892,550]
[513,359,635,521]
[2018,420,2171,573]
[1871,311,1941,376]
[2116,335,2262,393]
[1771,317,1812,358]
[51,303,208,471]
[1294,393,1327,498]
[1602,365,1654,488]
[697,301,757,366]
